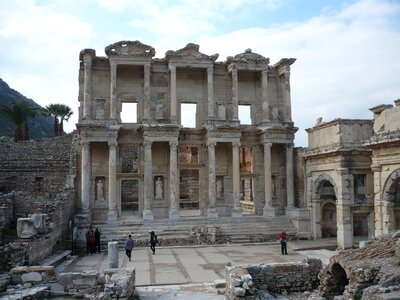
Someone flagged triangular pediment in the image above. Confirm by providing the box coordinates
[165,43,219,63]
[226,48,270,65]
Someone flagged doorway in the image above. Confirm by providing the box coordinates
[121,179,139,216]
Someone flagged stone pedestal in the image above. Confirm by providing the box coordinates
[263,206,275,217]
[231,208,243,219]
[207,208,219,219]
[108,242,119,269]
[169,209,180,220]
[143,210,154,221]
[107,210,118,221]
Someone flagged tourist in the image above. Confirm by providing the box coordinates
[86,228,95,255]
[149,231,158,254]
[279,230,288,255]
[94,227,101,253]
[125,234,134,261]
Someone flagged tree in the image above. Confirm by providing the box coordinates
[44,104,73,137]
[0,101,37,142]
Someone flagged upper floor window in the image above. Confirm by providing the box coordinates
[121,102,137,123]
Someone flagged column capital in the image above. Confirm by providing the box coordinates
[169,64,176,73]
[80,140,90,147]
[83,55,92,66]
[207,65,214,72]
[169,140,178,148]
[261,69,269,76]
[206,141,217,148]
[263,142,272,149]
[110,61,117,69]
[232,141,241,148]
[286,143,293,150]
[108,140,118,147]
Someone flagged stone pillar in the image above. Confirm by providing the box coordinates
[263,142,275,217]
[261,70,269,122]
[286,144,295,208]
[207,142,218,219]
[231,67,239,121]
[311,198,322,239]
[336,168,353,250]
[170,65,177,123]
[83,55,92,119]
[81,141,90,210]
[373,167,383,237]
[143,63,151,122]
[110,61,117,120]
[107,141,118,221]
[169,141,180,220]
[282,68,292,121]
[232,141,242,217]
[207,65,214,119]
[143,141,154,220]
[108,241,119,268]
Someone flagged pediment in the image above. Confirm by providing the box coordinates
[105,40,155,57]
[226,48,270,65]
[165,43,219,63]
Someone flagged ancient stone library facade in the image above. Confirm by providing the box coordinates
[1,40,400,256]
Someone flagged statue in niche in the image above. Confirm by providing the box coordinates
[97,179,105,201]
[155,177,163,199]
[217,180,223,198]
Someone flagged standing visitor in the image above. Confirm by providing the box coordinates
[279,230,288,255]
[94,227,101,253]
[149,231,158,254]
[86,228,95,255]
[125,234,134,261]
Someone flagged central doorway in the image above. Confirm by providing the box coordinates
[179,169,200,216]
[121,179,139,217]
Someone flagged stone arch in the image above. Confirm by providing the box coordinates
[312,174,338,201]
[329,263,349,296]
[321,201,337,238]
[381,168,400,203]
[381,168,400,231]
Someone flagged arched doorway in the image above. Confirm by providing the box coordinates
[318,180,337,238]
[383,171,400,231]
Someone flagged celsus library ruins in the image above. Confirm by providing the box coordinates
[0,40,400,299]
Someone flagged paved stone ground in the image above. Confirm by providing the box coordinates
[62,239,338,299]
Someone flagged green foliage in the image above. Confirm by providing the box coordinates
[44,103,73,136]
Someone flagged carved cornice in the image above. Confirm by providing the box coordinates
[165,43,219,63]
[105,40,155,58]
[79,48,96,61]
[226,48,270,65]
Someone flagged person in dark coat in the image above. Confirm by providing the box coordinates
[279,230,288,255]
[149,231,158,254]
[86,229,95,255]
[125,234,134,261]
[94,227,101,253]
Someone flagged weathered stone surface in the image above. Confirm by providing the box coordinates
[21,272,42,282]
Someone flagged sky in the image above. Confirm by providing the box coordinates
[0,0,399,147]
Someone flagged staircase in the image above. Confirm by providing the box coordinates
[92,214,298,251]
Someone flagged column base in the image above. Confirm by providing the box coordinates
[231,207,243,218]
[74,209,92,224]
[263,206,275,217]
[207,208,219,219]
[169,209,180,220]
[143,209,154,221]
[107,210,118,221]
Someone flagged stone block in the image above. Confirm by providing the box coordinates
[17,218,37,238]
[21,272,42,282]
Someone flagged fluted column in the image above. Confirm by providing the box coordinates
[282,68,292,121]
[286,144,294,208]
[110,61,117,120]
[231,67,239,121]
[232,141,242,217]
[83,55,92,119]
[170,65,177,123]
[207,142,218,219]
[261,70,269,122]
[263,142,275,217]
[143,141,154,220]
[169,141,180,220]
[107,141,118,221]
[207,65,214,119]
[143,63,151,122]
[81,141,90,211]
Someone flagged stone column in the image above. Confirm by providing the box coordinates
[170,65,177,123]
[81,141,90,211]
[372,167,383,237]
[231,67,239,121]
[282,68,292,121]
[286,144,295,208]
[143,63,151,122]
[232,141,242,217]
[336,168,353,250]
[107,141,118,221]
[83,55,92,119]
[143,141,154,220]
[207,142,218,219]
[110,61,117,120]
[261,70,269,122]
[207,65,214,119]
[169,141,180,220]
[108,241,119,268]
[263,142,275,217]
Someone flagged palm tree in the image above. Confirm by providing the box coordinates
[44,104,73,136]
[0,101,37,142]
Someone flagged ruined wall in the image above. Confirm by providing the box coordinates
[225,258,322,299]
[0,192,15,245]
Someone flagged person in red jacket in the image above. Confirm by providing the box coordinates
[279,230,288,255]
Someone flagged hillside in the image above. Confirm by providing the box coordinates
[0,78,54,139]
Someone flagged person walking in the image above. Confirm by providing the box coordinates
[86,228,95,255]
[125,234,134,261]
[94,227,101,253]
[149,231,158,254]
[279,230,288,255]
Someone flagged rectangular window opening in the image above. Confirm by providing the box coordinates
[181,103,196,128]
[239,105,251,125]
[121,102,137,123]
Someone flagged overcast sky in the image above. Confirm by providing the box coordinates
[1,0,399,146]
